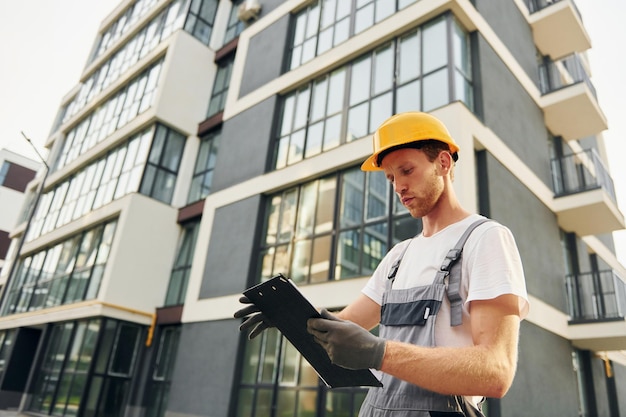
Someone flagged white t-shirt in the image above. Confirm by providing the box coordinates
[362,214,529,347]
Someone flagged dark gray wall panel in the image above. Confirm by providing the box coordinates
[614,361,626,417]
[212,97,277,191]
[474,0,539,85]
[576,237,592,273]
[484,152,566,312]
[503,321,579,416]
[591,356,610,417]
[200,196,261,298]
[256,0,286,18]
[240,15,290,97]
[167,320,240,417]
[477,35,552,189]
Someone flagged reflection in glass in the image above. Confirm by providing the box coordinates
[423,17,447,74]
[423,69,449,111]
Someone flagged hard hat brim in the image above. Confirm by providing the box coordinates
[360,154,381,171]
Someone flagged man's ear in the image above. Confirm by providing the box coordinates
[437,151,453,173]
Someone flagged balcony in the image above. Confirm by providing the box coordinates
[525,0,591,59]
[539,53,607,141]
[551,149,625,236]
[566,270,626,351]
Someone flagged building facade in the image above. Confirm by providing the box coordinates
[0,149,39,278]
[0,0,625,416]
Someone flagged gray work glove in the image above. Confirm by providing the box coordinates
[307,309,386,370]
[233,296,274,339]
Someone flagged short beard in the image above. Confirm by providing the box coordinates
[408,167,444,218]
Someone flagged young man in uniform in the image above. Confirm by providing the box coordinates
[236,112,529,416]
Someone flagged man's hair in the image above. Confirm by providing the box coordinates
[377,140,457,181]
[419,140,453,162]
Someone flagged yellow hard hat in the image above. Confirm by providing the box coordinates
[360,112,460,171]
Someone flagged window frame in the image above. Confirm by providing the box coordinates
[164,221,201,306]
[275,13,472,171]
[1,220,118,316]
[139,124,187,205]
[257,166,419,286]
[206,55,235,118]
[286,0,419,71]
[187,129,221,204]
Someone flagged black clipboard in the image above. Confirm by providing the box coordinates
[243,274,382,388]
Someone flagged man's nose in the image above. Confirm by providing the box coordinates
[393,180,407,194]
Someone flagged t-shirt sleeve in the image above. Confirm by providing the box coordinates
[464,224,530,319]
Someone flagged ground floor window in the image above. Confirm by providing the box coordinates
[258,166,418,285]
[144,326,181,417]
[28,318,144,417]
[236,328,367,417]
[0,329,16,383]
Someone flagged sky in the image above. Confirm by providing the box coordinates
[0,0,624,264]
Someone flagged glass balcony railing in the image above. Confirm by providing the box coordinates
[566,270,626,323]
[550,148,617,200]
[538,53,596,97]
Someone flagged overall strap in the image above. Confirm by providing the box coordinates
[387,241,412,282]
[438,218,492,326]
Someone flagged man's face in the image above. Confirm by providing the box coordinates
[381,147,444,219]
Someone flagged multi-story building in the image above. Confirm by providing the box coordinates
[0,0,624,416]
[0,149,39,278]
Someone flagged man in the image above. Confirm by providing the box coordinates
[236,112,529,416]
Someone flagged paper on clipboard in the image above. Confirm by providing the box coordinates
[243,274,382,388]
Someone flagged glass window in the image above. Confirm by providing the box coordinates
[1,220,118,316]
[423,68,449,111]
[453,22,473,110]
[65,0,221,122]
[0,161,10,186]
[258,166,417,284]
[14,252,46,314]
[28,318,143,417]
[140,125,186,204]
[92,0,161,61]
[165,221,200,306]
[26,129,152,242]
[55,59,163,173]
[184,0,219,45]
[223,0,246,45]
[145,326,181,417]
[236,328,368,417]
[66,0,190,123]
[0,330,16,379]
[422,17,448,74]
[109,323,141,376]
[275,13,471,169]
[276,66,346,169]
[243,165,417,416]
[207,56,235,118]
[288,0,418,70]
[29,319,101,416]
[188,130,221,204]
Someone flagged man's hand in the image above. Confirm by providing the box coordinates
[234,296,274,339]
[307,309,386,370]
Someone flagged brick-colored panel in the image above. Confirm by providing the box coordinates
[0,229,10,260]
[2,163,37,193]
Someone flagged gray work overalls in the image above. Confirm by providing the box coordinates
[358,220,489,417]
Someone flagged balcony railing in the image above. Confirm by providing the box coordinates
[566,270,626,323]
[550,149,617,200]
[525,0,582,18]
[539,53,596,97]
